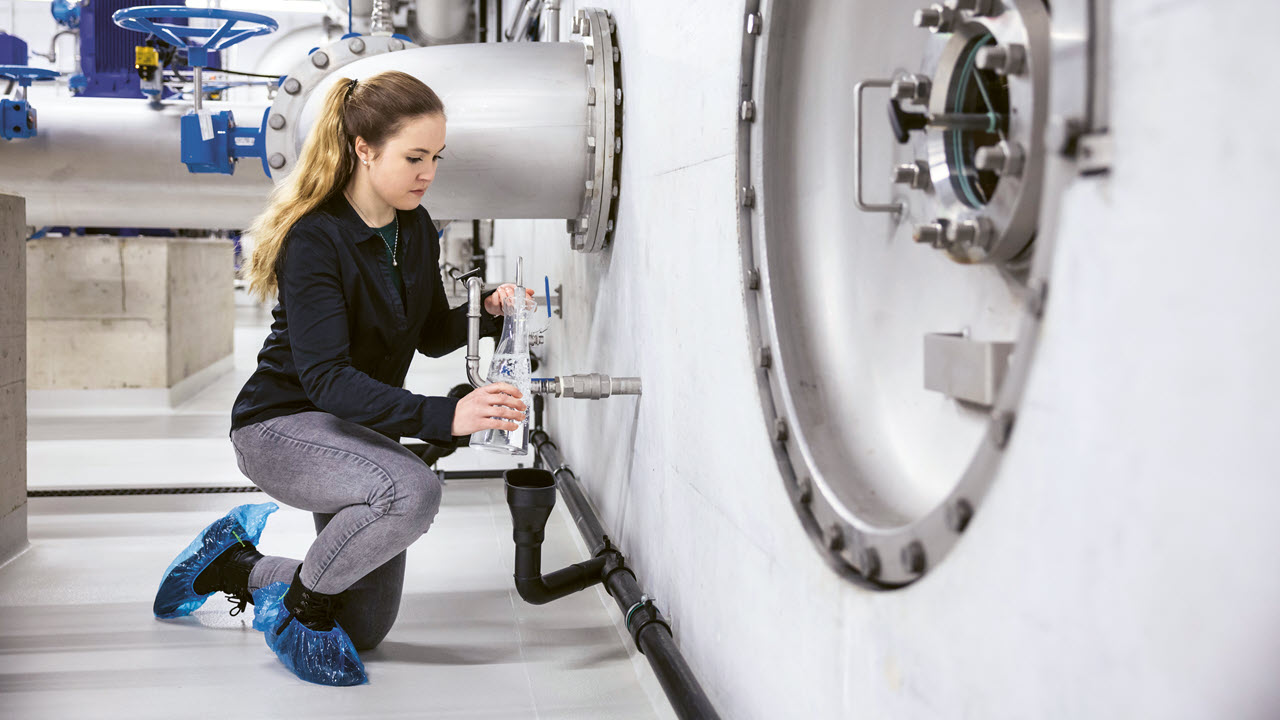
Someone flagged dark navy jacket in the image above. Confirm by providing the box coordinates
[231,194,501,443]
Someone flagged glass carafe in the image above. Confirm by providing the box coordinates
[470,293,537,455]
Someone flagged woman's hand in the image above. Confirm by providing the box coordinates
[451,382,527,436]
[483,283,537,317]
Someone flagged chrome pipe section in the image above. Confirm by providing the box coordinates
[531,374,642,399]
[506,0,542,41]
[544,0,561,42]
[193,67,204,113]
[464,276,486,388]
[0,98,273,228]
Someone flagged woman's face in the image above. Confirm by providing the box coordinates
[360,113,446,211]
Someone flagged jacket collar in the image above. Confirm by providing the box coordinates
[323,192,416,244]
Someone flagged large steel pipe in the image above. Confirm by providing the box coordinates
[0,98,272,229]
[276,42,589,221]
[1,43,592,228]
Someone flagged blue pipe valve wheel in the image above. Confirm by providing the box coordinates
[112,6,278,175]
[0,66,59,140]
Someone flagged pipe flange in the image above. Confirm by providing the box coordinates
[569,8,622,253]
[263,35,419,182]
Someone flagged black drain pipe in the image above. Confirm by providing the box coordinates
[507,401,719,720]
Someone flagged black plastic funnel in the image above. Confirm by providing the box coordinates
[503,467,606,605]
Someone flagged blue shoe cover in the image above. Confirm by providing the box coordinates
[252,582,369,686]
[152,502,278,619]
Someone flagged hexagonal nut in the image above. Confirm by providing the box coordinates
[893,161,931,190]
[946,216,995,251]
[913,4,956,33]
[891,74,932,105]
[973,141,1025,177]
[975,43,1026,75]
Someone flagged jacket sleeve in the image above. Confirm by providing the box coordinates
[417,228,503,358]
[282,224,459,443]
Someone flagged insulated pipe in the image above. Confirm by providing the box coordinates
[282,42,590,221]
[2,43,592,228]
[529,428,723,720]
[0,98,273,228]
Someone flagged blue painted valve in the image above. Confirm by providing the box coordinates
[113,6,278,175]
[0,66,59,140]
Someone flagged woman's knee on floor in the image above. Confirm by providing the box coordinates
[340,607,399,651]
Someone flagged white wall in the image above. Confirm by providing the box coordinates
[500,1,1280,718]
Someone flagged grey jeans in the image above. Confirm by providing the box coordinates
[229,411,443,650]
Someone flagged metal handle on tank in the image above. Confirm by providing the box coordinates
[853,79,906,215]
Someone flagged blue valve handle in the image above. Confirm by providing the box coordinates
[112,6,278,67]
[0,66,59,87]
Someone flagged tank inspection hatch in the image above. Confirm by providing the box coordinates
[737,0,1094,586]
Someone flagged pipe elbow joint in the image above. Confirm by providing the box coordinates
[513,557,608,605]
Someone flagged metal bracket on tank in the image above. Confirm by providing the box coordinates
[567,8,622,253]
[262,34,416,180]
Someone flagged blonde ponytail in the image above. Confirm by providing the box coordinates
[243,78,357,301]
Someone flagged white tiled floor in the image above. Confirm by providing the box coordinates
[2,293,667,719]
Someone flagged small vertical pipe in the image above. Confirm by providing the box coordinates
[193,66,203,113]
[544,0,561,41]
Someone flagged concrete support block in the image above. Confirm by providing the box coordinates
[0,194,27,565]
[27,236,234,407]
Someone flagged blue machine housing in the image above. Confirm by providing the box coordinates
[180,108,270,176]
[78,0,219,99]
[0,33,28,65]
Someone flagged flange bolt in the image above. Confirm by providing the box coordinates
[893,161,931,190]
[973,141,1025,176]
[946,216,995,251]
[975,43,1026,75]
[913,5,956,33]
[891,74,932,106]
[913,221,949,249]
